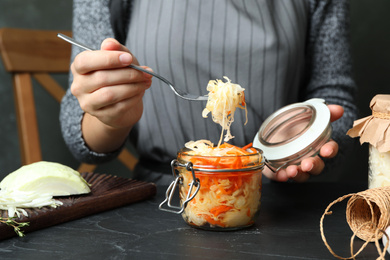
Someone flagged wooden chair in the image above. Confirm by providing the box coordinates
[0,27,138,173]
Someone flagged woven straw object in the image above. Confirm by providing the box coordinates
[346,186,390,242]
[320,186,390,259]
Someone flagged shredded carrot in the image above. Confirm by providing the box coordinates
[241,93,246,106]
[180,142,262,228]
[241,142,253,151]
[203,215,226,227]
[210,205,233,217]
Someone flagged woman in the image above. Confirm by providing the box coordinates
[60,0,357,184]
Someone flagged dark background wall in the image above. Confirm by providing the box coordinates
[0,0,388,183]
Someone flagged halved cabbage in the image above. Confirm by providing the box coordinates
[0,161,91,217]
[1,161,90,195]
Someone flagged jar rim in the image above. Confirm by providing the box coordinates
[175,147,265,173]
[178,147,263,158]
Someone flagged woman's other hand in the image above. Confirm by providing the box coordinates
[263,104,344,182]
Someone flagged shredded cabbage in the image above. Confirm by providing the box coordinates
[202,76,247,146]
[185,140,249,157]
[178,143,262,228]
[185,140,214,154]
[0,161,90,218]
[0,190,63,218]
[183,173,261,228]
[179,146,262,228]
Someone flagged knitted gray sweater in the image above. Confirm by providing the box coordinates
[60,0,357,181]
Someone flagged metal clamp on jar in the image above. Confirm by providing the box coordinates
[159,160,201,215]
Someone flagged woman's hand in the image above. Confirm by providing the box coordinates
[263,104,344,182]
[70,38,153,153]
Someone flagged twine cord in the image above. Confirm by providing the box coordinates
[320,187,390,259]
[372,111,390,119]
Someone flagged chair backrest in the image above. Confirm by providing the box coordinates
[0,27,138,173]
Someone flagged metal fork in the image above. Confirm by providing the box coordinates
[57,33,208,101]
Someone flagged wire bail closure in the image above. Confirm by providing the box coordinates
[159,151,264,214]
[159,160,200,214]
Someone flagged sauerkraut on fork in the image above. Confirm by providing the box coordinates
[202,76,247,146]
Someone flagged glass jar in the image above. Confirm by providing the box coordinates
[160,148,264,230]
[347,95,390,188]
[368,144,390,189]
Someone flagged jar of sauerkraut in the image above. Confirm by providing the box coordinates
[159,98,333,230]
[348,95,390,189]
[369,145,390,188]
[160,145,264,230]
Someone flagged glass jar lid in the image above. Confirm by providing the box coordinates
[253,98,332,172]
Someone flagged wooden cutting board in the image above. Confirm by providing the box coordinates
[0,172,157,240]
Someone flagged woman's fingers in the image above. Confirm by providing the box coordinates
[262,167,289,182]
[328,104,344,122]
[100,38,141,66]
[71,39,138,74]
[72,50,135,75]
[265,140,338,182]
[284,156,324,182]
[86,80,151,111]
[286,165,311,182]
[266,155,326,183]
[319,140,338,158]
[100,38,129,52]
[72,65,152,94]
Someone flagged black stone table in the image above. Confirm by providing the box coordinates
[0,182,386,259]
